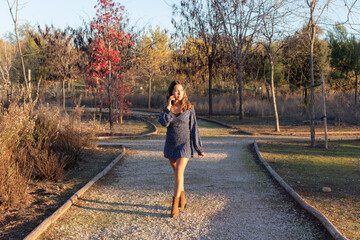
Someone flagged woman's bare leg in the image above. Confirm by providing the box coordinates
[169,159,176,172]
[173,158,188,197]
[169,159,185,193]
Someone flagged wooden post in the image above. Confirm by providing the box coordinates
[321,75,328,149]
[28,69,31,82]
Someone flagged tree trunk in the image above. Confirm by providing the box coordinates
[109,92,113,132]
[304,87,308,104]
[269,58,280,132]
[208,56,213,115]
[120,104,123,124]
[265,80,271,102]
[202,75,206,94]
[94,91,97,110]
[6,0,27,89]
[310,42,315,147]
[72,80,75,99]
[62,80,66,109]
[237,62,244,119]
[309,14,316,147]
[57,82,61,107]
[68,80,71,92]
[148,76,152,109]
[100,94,103,118]
[108,44,113,131]
[15,26,28,89]
[355,72,358,106]
[6,83,10,102]
[321,76,328,149]
[264,61,271,101]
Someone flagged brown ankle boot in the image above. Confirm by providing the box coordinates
[179,191,187,209]
[171,197,179,217]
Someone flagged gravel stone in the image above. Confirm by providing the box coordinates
[42,137,331,239]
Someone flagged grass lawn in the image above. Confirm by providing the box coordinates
[258,140,360,240]
[79,110,154,137]
[211,116,360,136]
[94,119,152,136]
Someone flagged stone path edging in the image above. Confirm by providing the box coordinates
[96,116,158,140]
[198,117,253,135]
[253,140,348,240]
[24,146,126,240]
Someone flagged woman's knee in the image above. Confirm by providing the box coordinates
[172,158,188,177]
[175,169,184,179]
[169,159,176,169]
[175,166,186,178]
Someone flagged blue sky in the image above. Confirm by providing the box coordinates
[0,0,358,38]
[0,0,176,37]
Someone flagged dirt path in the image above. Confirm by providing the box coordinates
[41,137,331,239]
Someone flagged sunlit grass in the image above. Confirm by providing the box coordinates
[213,116,360,136]
[90,118,152,136]
[258,140,360,239]
[197,119,234,137]
[150,116,234,138]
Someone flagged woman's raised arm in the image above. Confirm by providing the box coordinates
[159,108,175,127]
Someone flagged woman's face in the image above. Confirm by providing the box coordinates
[172,84,184,101]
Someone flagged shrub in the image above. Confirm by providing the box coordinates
[31,104,94,177]
[29,111,65,181]
[53,124,86,169]
[33,148,66,181]
[0,154,31,209]
[0,90,37,209]
[0,89,94,209]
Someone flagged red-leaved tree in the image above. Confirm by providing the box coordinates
[86,0,134,129]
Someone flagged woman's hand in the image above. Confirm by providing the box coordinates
[198,152,205,158]
[167,95,175,110]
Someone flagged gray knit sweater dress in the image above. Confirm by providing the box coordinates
[159,107,203,159]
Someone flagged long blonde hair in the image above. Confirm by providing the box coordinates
[163,81,193,112]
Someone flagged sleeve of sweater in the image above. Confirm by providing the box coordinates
[158,108,175,127]
[190,107,203,154]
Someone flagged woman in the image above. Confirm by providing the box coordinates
[159,80,205,218]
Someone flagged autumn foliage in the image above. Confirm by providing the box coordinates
[86,0,134,127]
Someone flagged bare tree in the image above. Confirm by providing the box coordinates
[33,25,81,109]
[304,0,334,147]
[172,0,219,115]
[213,0,265,119]
[6,0,29,90]
[260,0,290,132]
[343,0,360,106]
[344,0,360,32]
[0,39,16,101]
[350,38,360,106]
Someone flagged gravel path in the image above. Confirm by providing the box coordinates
[41,137,331,239]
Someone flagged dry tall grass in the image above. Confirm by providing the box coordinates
[83,91,359,124]
[0,90,37,209]
[0,89,94,210]
[191,92,360,124]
